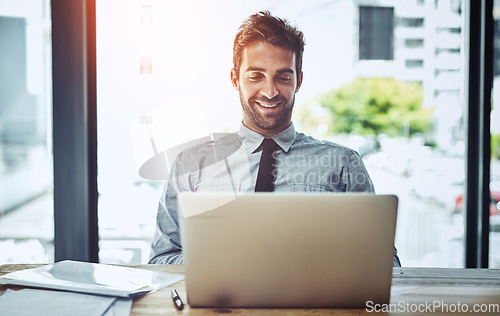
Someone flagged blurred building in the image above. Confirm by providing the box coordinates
[354,0,464,149]
[0,0,53,263]
[0,1,52,216]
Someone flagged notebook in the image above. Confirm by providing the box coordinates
[178,192,398,308]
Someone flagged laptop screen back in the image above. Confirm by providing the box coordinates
[179,192,398,308]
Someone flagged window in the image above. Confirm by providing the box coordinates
[397,17,425,28]
[140,56,153,74]
[490,1,500,268]
[0,1,53,263]
[95,1,468,267]
[436,47,460,54]
[437,27,461,34]
[359,6,394,60]
[323,1,464,267]
[140,5,152,24]
[405,38,425,48]
[406,59,424,68]
[4,0,491,268]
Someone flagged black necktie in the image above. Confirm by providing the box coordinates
[255,138,279,192]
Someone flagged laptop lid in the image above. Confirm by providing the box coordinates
[179,192,398,308]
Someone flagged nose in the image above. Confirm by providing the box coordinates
[260,79,279,99]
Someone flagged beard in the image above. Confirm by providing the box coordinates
[239,90,295,133]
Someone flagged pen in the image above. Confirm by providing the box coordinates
[171,288,184,311]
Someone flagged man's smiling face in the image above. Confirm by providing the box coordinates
[231,41,303,137]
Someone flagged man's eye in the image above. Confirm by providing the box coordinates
[278,77,291,82]
[248,75,264,81]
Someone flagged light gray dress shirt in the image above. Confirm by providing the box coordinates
[149,122,400,266]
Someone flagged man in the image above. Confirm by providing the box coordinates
[149,11,401,266]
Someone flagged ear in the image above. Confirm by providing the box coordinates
[295,71,303,93]
[230,68,239,90]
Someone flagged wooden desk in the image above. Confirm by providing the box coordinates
[1,264,500,315]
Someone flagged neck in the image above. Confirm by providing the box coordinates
[242,121,291,138]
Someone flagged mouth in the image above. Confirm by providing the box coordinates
[256,100,280,108]
[254,97,286,109]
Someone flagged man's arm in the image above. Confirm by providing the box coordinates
[345,150,375,193]
[148,180,184,264]
[393,249,401,267]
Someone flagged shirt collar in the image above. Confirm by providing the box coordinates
[238,122,296,153]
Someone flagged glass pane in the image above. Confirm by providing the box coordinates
[0,1,53,263]
[97,0,466,267]
[490,0,500,268]
[96,0,245,264]
[302,0,465,267]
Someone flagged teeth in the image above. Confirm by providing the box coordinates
[257,101,279,108]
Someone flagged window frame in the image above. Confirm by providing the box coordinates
[52,0,98,262]
[464,0,493,268]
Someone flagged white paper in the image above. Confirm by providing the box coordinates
[0,288,116,316]
[0,260,184,297]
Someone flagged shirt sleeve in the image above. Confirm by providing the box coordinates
[345,149,375,193]
[148,179,184,264]
[148,146,203,264]
[393,248,402,267]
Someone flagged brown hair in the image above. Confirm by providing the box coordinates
[233,11,305,77]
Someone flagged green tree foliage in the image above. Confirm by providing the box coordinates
[318,78,434,137]
[492,133,500,159]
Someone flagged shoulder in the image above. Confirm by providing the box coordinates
[175,133,243,163]
[170,133,242,178]
[293,132,362,157]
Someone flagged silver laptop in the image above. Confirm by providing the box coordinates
[178,192,398,308]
